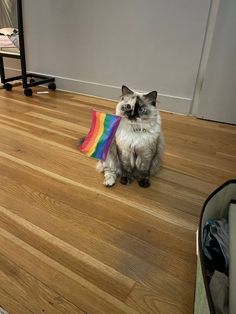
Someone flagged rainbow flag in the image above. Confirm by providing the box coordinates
[79,110,122,161]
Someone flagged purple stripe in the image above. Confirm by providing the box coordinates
[102,115,121,160]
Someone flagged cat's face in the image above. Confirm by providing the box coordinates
[116,85,158,121]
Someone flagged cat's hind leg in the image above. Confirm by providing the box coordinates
[150,131,165,176]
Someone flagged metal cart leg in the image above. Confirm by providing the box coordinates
[0,0,56,96]
[0,56,6,84]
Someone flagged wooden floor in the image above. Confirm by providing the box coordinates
[0,87,235,314]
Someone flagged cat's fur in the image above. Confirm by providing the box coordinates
[97,85,164,187]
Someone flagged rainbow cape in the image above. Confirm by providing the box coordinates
[79,110,121,161]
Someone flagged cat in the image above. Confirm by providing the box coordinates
[97,85,164,187]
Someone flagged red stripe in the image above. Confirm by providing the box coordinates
[80,111,101,152]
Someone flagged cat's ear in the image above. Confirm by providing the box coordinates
[144,91,157,106]
[122,85,133,96]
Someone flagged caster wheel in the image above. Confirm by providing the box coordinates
[3,83,12,91]
[29,78,35,84]
[48,82,56,91]
[24,88,33,96]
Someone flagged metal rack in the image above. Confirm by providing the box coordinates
[0,0,56,96]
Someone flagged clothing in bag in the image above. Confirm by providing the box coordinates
[203,218,229,272]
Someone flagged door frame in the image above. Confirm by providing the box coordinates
[190,0,220,116]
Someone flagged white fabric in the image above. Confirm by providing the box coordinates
[210,271,229,314]
[0,27,16,36]
[0,307,9,314]
[0,35,14,48]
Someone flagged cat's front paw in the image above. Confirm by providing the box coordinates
[103,176,116,187]
[138,178,150,188]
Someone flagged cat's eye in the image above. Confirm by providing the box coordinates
[139,107,147,114]
[121,104,131,111]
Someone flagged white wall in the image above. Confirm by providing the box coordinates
[8,0,211,113]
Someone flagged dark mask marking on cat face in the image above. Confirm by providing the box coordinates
[124,97,140,120]
[125,97,151,120]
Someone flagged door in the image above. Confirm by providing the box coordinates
[196,0,236,124]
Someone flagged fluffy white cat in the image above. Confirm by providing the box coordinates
[97,85,164,188]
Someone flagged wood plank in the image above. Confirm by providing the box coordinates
[126,283,190,314]
[0,254,83,314]
[0,289,32,314]
[0,155,196,311]
[0,159,196,289]
[0,87,235,313]
[0,154,197,261]
[0,204,135,302]
[164,153,234,185]
[0,126,201,227]
[0,228,137,314]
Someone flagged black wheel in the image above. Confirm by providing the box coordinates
[3,83,12,91]
[29,78,35,84]
[24,88,33,97]
[48,82,56,91]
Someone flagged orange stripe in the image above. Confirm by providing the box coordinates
[81,111,101,151]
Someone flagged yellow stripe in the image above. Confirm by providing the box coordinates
[87,113,105,156]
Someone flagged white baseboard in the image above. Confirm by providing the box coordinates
[3,67,192,115]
